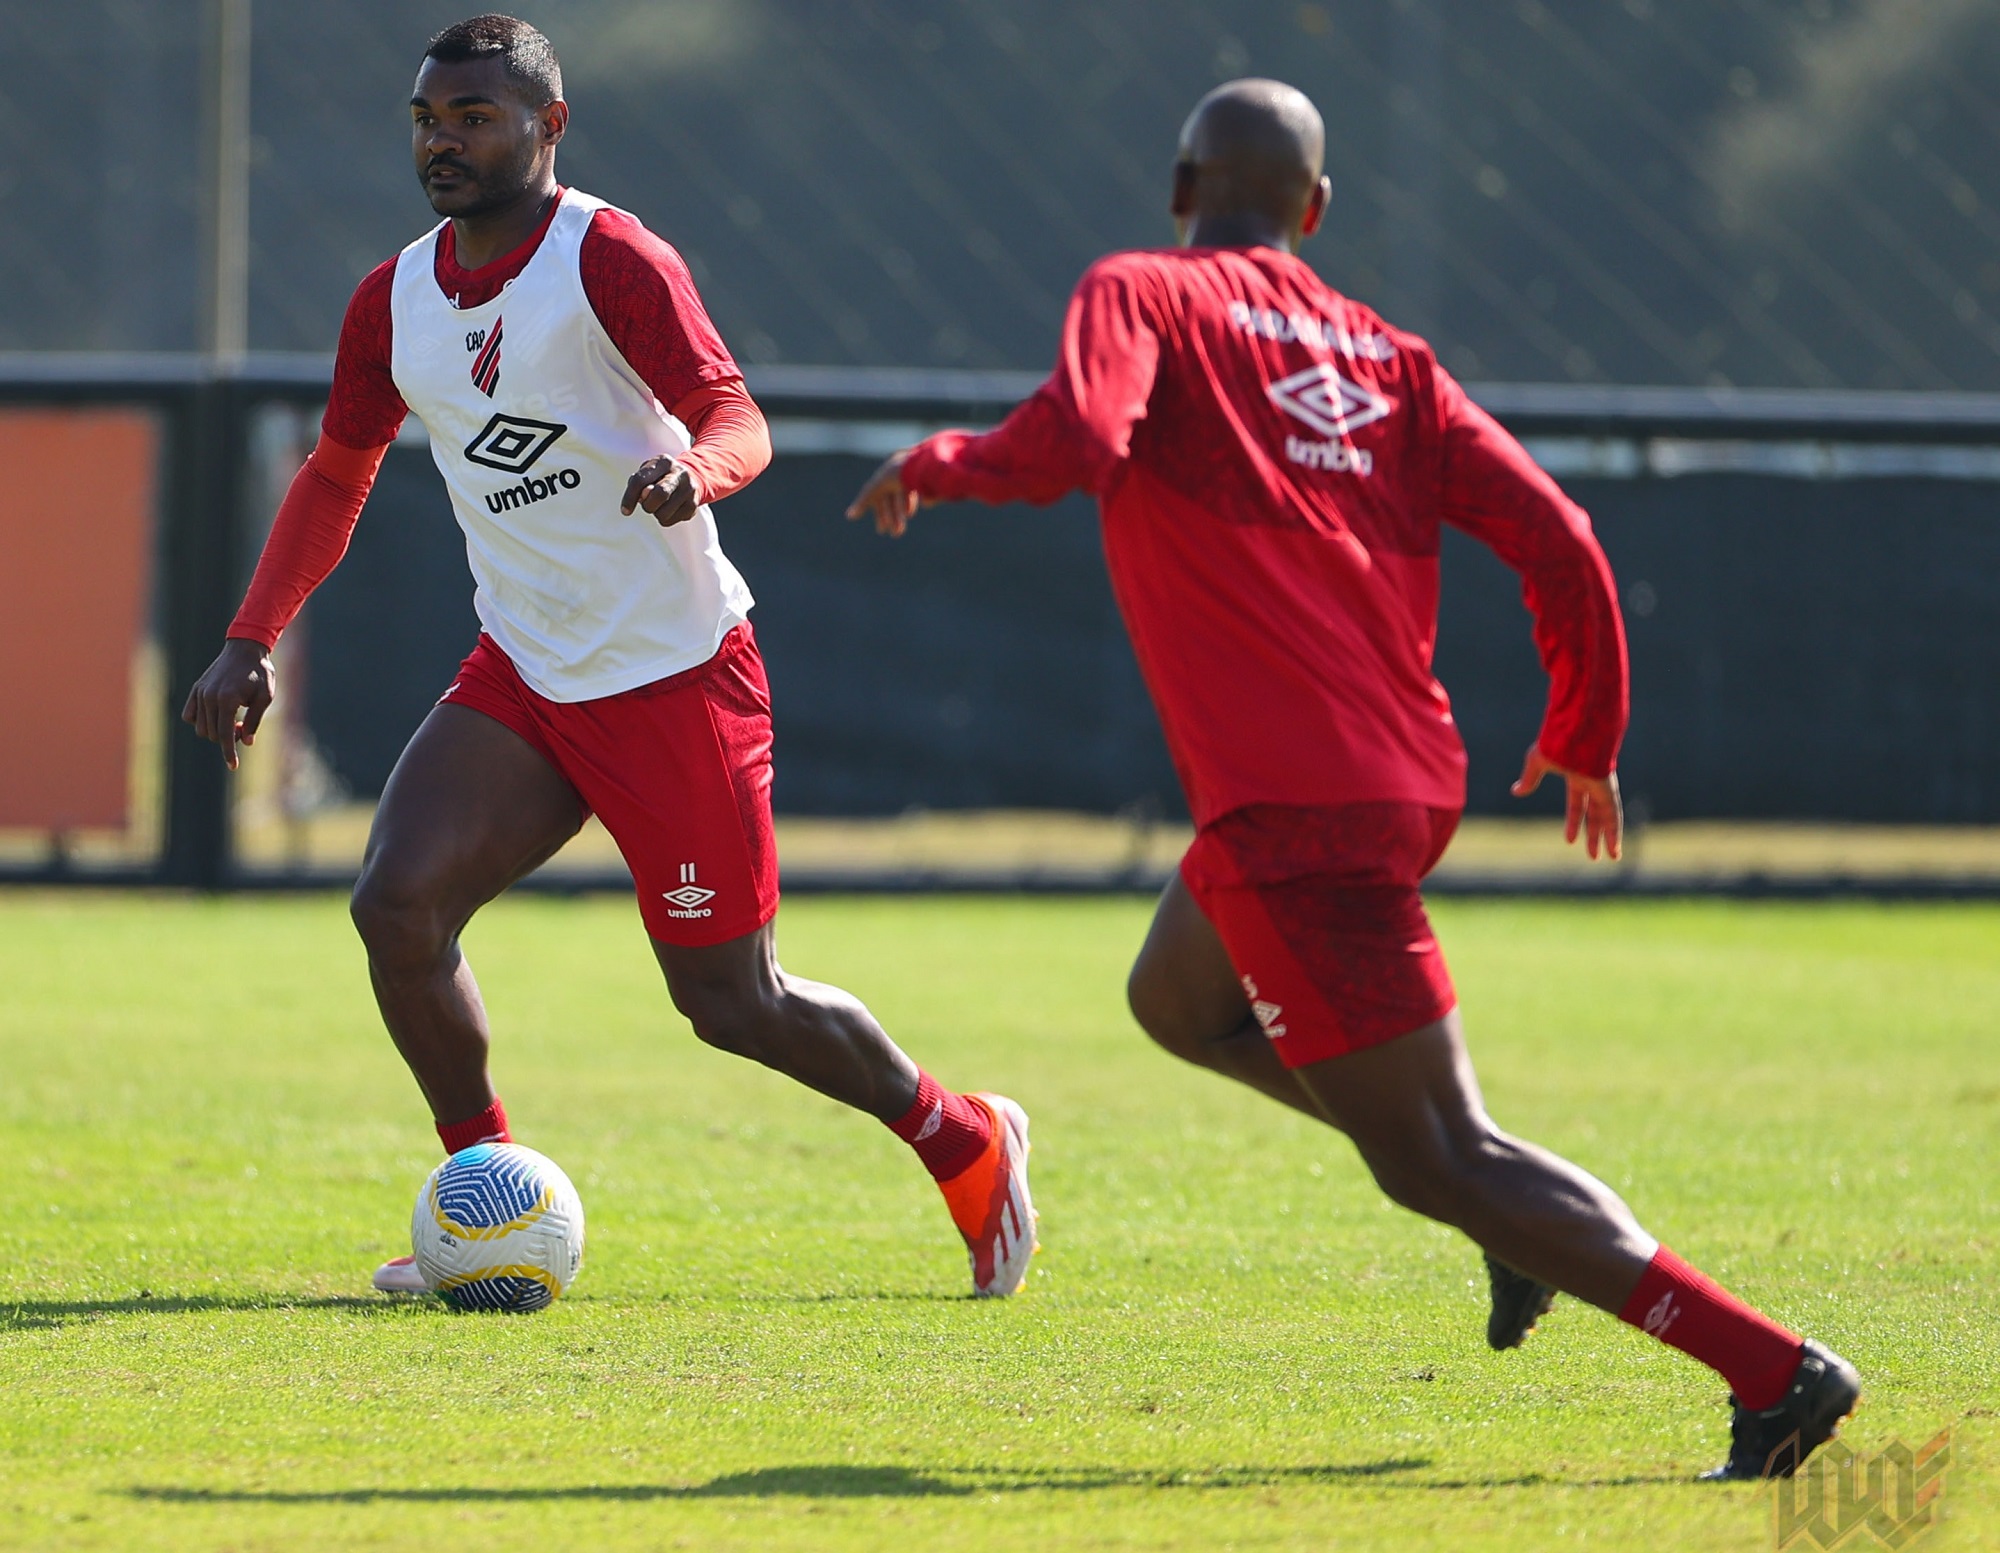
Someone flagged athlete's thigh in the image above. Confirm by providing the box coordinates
[362,702,585,914]
[1128,871,1253,1044]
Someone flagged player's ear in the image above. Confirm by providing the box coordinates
[1169,158,1198,220]
[541,99,569,146]
[1300,175,1332,238]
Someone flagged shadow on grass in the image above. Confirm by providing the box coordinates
[126,1459,1691,1503]
[128,1461,1428,1504]
[0,1295,401,1331]
[726,1290,980,1305]
[2,1288,975,1331]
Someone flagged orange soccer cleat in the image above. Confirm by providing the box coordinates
[935,1093,1038,1297]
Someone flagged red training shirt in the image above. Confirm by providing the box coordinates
[901,246,1627,827]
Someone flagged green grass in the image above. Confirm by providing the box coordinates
[0,892,1994,1551]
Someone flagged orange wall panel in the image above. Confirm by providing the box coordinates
[0,408,158,829]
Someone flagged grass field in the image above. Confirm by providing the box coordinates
[1,892,1994,1551]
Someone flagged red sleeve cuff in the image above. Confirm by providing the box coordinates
[1536,725,1618,782]
[900,432,975,501]
[671,380,772,505]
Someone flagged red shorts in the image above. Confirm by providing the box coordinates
[1180,802,1460,1069]
[441,626,779,946]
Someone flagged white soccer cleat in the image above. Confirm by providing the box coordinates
[371,1253,431,1294]
[936,1093,1039,1297]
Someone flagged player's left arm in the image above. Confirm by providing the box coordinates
[1432,366,1630,860]
[580,210,772,528]
[847,256,1163,534]
[622,379,771,527]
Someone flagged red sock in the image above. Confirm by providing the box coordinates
[1619,1245,1804,1409]
[436,1098,511,1156]
[887,1072,993,1182]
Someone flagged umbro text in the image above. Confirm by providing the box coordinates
[1285,435,1374,475]
[484,468,582,513]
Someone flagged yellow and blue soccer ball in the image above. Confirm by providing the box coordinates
[410,1142,585,1312]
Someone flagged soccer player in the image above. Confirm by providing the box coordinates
[182,15,1035,1300]
[848,79,1858,1479]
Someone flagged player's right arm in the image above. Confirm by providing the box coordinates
[181,261,407,769]
[847,256,1162,532]
[1430,361,1629,859]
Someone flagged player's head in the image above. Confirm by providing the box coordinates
[412,15,568,218]
[1171,79,1331,250]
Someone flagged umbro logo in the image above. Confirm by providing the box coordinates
[464,412,568,474]
[661,862,716,919]
[1241,975,1288,1040]
[1267,363,1392,439]
[1641,1292,1680,1337]
[468,316,503,397]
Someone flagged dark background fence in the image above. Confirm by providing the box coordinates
[7,359,2000,887]
[7,3,2000,886]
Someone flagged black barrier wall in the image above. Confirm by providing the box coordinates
[306,444,1179,815]
[303,443,2000,824]
[1441,475,2000,822]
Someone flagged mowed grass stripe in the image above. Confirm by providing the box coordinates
[0,892,1993,1551]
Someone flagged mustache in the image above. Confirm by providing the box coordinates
[425,157,474,179]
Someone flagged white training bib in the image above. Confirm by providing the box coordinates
[388,188,754,702]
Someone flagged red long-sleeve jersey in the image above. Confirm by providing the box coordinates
[901,246,1627,826]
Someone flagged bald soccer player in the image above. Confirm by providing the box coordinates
[848,79,1859,1480]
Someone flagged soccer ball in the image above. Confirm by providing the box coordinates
[410,1142,585,1312]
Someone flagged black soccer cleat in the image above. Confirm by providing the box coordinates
[1699,1340,1862,1481]
[1484,1252,1557,1350]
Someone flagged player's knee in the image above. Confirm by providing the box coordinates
[670,976,777,1061]
[349,865,451,971]
[1126,964,1200,1060]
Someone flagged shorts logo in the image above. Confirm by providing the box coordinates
[464,412,569,474]
[1267,363,1392,439]
[1241,975,1288,1040]
[662,862,716,919]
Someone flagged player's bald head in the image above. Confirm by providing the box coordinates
[1173,79,1329,246]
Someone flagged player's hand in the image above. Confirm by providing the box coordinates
[622,456,702,528]
[845,449,921,537]
[181,637,276,771]
[1511,743,1622,861]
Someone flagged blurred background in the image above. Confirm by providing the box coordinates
[5,0,2000,891]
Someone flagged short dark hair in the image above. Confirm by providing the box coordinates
[424,15,563,105]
